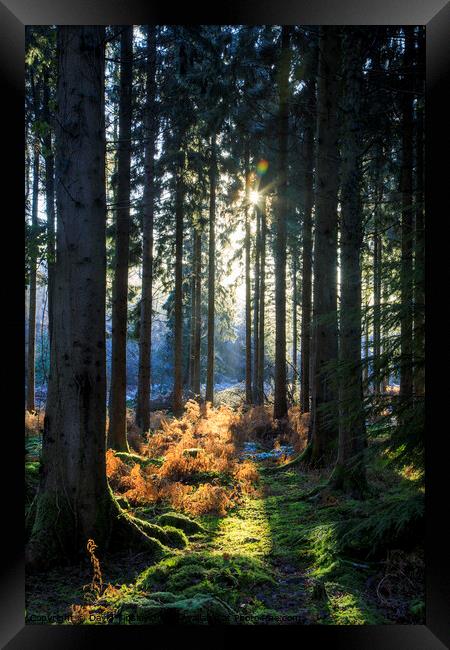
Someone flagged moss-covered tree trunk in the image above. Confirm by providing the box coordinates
[27,26,113,567]
[309,27,341,465]
[27,27,164,570]
[136,26,156,433]
[332,29,367,496]
[108,26,133,450]
[273,25,291,421]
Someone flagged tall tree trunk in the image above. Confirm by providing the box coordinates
[373,143,383,397]
[27,130,40,413]
[43,72,56,347]
[136,26,157,432]
[300,73,316,415]
[363,293,370,392]
[273,25,291,420]
[205,133,217,404]
[188,231,196,391]
[192,226,202,396]
[399,27,414,409]
[309,27,341,465]
[28,26,112,566]
[108,26,133,450]
[253,205,260,395]
[173,151,185,416]
[256,200,266,404]
[244,140,253,404]
[291,253,298,400]
[413,27,425,399]
[332,29,366,496]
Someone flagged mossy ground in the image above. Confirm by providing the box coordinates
[25,424,424,625]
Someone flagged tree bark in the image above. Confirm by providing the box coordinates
[291,253,298,400]
[253,205,260,396]
[26,131,39,413]
[362,290,370,393]
[188,230,196,390]
[309,27,341,465]
[413,27,425,399]
[173,152,185,416]
[373,142,383,396]
[43,72,56,348]
[273,25,291,420]
[28,26,113,566]
[256,200,266,405]
[192,226,202,396]
[332,29,366,496]
[136,26,156,432]
[206,133,217,404]
[300,72,316,414]
[244,140,253,404]
[399,26,414,409]
[108,26,133,450]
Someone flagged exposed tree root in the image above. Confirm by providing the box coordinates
[102,498,171,559]
[26,489,171,573]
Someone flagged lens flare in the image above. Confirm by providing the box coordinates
[256,159,269,176]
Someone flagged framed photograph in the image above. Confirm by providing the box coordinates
[2,0,447,646]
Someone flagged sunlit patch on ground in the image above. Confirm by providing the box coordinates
[211,496,273,557]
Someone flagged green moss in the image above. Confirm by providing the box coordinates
[136,552,275,607]
[115,452,162,468]
[129,517,188,549]
[110,508,171,560]
[25,461,40,514]
[27,490,77,567]
[327,589,379,625]
[115,496,130,510]
[26,427,423,625]
[212,497,272,557]
[25,461,40,477]
[409,597,425,620]
[154,512,205,535]
[118,593,236,625]
[149,591,179,603]
[25,435,42,458]
[162,525,189,549]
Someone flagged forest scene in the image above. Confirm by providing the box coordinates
[25,25,425,625]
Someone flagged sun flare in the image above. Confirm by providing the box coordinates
[249,189,260,205]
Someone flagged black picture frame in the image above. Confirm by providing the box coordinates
[3,0,448,647]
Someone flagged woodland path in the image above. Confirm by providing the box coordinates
[188,442,320,625]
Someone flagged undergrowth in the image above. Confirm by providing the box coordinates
[26,399,424,626]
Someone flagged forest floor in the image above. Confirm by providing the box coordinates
[25,400,424,626]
